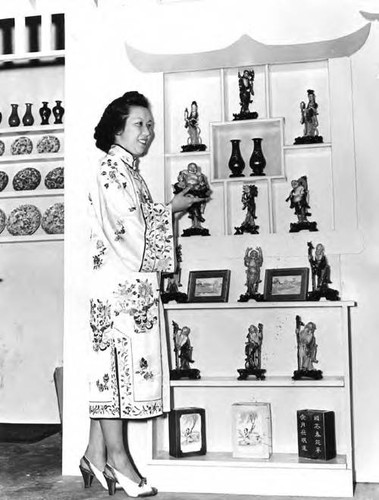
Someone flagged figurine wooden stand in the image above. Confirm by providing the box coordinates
[233,69,258,121]
[173,162,211,237]
[238,247,264,302]
[181,101,207,152]
[286,175,318,233]
[294,89,324,145]
[307,242,340,301]
[292,315,323,381]
[234,185,259,235]
[237,323,266,380]
[170,321,201,380]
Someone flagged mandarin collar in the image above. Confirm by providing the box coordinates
[109,144,138,171]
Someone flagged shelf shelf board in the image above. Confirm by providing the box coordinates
[0,154,64,164]
[283,143,332,151]
[0,189,64,199]
[151,451,347,470]
[0,51,65,64]
[0,125,64,136]
[211,174,285,184]
[165,151,210,159]
[164,300,356,310]
[169,375,345,388]
[0,234,64,244]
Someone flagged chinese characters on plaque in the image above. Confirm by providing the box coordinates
[297,409,336,461]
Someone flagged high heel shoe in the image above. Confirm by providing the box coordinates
[103,463,158,497]
[79,455,108,490]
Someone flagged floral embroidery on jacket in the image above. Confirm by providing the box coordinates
[96,374,110,392]
[135,357,154,380]
[141,203,173,272]
[113,279,158,334]
[90,299,113,351]
[114,220,126,241]
[101,159,128,190]
[93,239,107,269]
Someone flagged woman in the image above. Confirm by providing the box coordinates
[80,91,204,497]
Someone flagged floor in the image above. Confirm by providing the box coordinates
[0,432,378,500]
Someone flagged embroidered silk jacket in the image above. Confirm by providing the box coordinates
[88,144,174,418]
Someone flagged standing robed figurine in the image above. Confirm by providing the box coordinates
[237,323,266,380]
[181,101,207,152]
[170,321,201,380]
[294,89,323,144]
[233,69,258,121]
[234,185,259,235]
[307,242,340,301]
[293,315,323,380]
[238,246,264,302]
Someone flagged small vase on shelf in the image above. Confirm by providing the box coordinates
[52,100,64,124]
[228,139,245,178]
[39,102,51,125]
[8,104,20,127]
[22,103,34,126]
[249,138,266,176]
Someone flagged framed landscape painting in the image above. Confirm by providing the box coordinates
[264,268,309,301]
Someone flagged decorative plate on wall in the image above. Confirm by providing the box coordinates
[0,171,9,191]
[10,136,33,155]
[37,135,60,153]
[42,202,64,234]
[0,140,5,156]
[7,204,41,236]
[0,209,6,234]
[13,167,41,191]
[44,166,64,189]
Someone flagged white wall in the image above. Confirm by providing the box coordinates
[63,0,379,483]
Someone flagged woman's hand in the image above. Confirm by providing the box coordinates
[169,186,209,214]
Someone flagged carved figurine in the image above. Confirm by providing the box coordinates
[293,315,323,380]
[307,242,340,301]
[161,245,188,304]
[181,101,207,152]
[286,175,318,232]
[170,320,200,380]
[173,162,211,237]
[233,69,258,121]
[294,89,323,144]
[238,246,264,302]
[237,323,266,380]
[235,185,259,235]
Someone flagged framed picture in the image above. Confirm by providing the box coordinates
[187,269,231,303]
[232,402,272,459]
[169,407,206,458]
[264,267,309,301]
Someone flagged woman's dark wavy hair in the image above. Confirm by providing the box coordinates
[94,91,150,153]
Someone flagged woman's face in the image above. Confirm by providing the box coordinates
[115,105,154,157]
